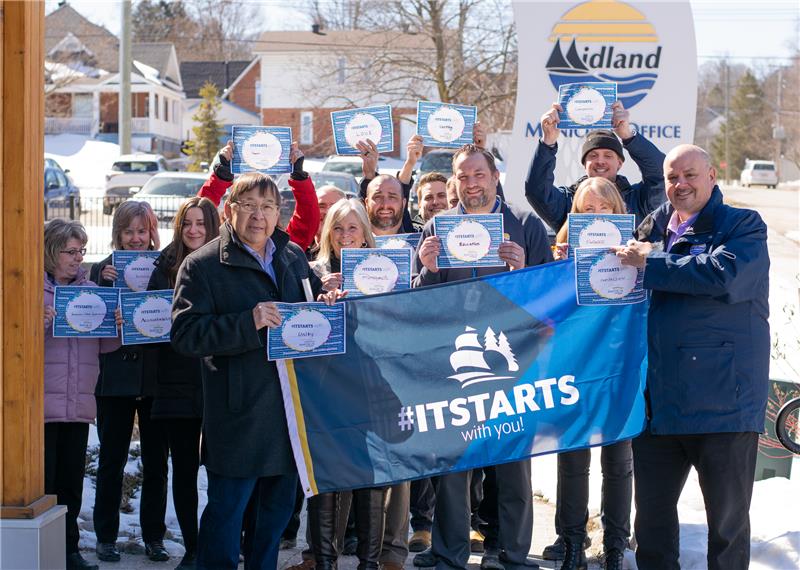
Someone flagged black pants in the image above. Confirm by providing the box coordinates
[282,482,305,540]
[633,431,759,570]
[93,396,169,544]
[410,478,436,533]
[45,422,90,554]
[157,417,202,553]
[557,440,632,552]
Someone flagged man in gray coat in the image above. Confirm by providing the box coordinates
[172,172,323,570]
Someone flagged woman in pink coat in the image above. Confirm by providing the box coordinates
[43,219,101,570]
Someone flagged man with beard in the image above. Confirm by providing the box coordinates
[526,101,665,234]
[412,172,450,231]
[413,144,551,570]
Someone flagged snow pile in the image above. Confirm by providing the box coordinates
[45,134,121,196]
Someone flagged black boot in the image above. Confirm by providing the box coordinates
[309,492,341,570]
[603,548,624,570]
[353,487,387,570]
[559,539,587,570]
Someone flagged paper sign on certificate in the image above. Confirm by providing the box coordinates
[574,247,645,306]
[374,233,422,251]
[341,248,412,297]
[112,250,160,291]
[53,286,120,338]
[120,290,173,345]
[232,126,292,175]
[416,101,476,148]
[558,82,617,130]
[567,213,634,258]
[330,106,394,155]
[267,303,346,361]
[434,214,504,268]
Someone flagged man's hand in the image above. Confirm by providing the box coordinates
[473,121,488,149]
[289,141,304,165]
[614,240,652,268]
[44,306,56,329]
[540,104,562,146]
[317,289,348,305]
[252,301,282,330]
[418,236,441,273]
[321,272,343,292]
[406,135,423,166]
[114,307,124,329]
[611,101,633,140]
[355,139,379,179]
[499,241,526,271]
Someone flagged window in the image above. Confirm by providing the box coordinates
[172,101,178,123]
[133,93,150,118]
[300,111,313,145]
[56,171,68,187]
[255,80,262,108]
[45,170,59,189]
[164,97,169,122]
[72,94,92,118]
[154,94,159,119]
[337,57,346,84]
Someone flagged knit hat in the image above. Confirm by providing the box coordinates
[581,130,624,164]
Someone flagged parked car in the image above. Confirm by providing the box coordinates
[418,148,456,179]
[274,171,358,227]
[103,153,169,215]
[740,159,778,188]
[321,155,365,180]
[44,165,81,218]
[134,172,208,222]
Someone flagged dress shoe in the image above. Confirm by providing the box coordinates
[470,529,485,553]
[412,547,435,567]
[559,540,587,570]
[145,540,170,562]
[95,542,120,562]
[409,530,432,552]
[542,535,591,561]
[480,548,504,570]
[176,550,197,569]
[67,552,99,570]
[603,548,624,570]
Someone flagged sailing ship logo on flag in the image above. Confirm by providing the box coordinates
[448,326,519,387]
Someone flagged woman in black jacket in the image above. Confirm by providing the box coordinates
[91,201,169,563]
[147,197,220,569]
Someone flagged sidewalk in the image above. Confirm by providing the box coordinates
[77,497,614,569]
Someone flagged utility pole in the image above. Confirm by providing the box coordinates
[119,0,132,154]
[775,66,783,181]
[724,59,730,184]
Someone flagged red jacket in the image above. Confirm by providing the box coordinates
[198,173,320,251]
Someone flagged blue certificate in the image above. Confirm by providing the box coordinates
[112,250,160,291]
[53,286,120,338]
[567,213,634,258]
[340,248,412,297]
[434,214,505,268]
[416,101,476,148]
[267,303,346,361]
[120,289,173,345]
[231,126,292,175]
[574,247,646,306]
[330,105,394,155]
[374,233,422,251]
[558,82,617,130]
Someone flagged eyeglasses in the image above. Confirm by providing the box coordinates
[231,201,279,215]
[60,248,87,257]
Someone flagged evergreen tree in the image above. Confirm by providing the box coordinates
[484,327,499,351]
[496,332,519,371]
[711,71,774,179]
[186,82,224,172]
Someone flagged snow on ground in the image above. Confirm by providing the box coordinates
[46,134,122,197]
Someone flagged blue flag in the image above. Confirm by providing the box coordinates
[278,259,647,496]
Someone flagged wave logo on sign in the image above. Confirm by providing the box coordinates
[448,326,519,387]
[545,0,661,109]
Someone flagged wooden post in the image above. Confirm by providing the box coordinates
[0,0,55,519]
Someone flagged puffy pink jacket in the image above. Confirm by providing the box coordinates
[44,269,101,423]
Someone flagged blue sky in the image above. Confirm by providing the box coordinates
[45,0,799,63]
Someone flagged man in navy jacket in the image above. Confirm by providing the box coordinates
[616,144,770,570]
[525,101,666,231]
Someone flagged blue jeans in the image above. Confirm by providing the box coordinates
[197,470,298,570]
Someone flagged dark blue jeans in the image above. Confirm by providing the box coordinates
[197,470,298,570]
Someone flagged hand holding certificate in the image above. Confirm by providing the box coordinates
[417,101,477,148]
[120,290,173,345]
[558,82,617,130]
[341,248,412,297]
[53,286,120,338]
[112,250,160,291]
[574,247,645,306]
[231,126,292,175]
[434,214,505,268]
[267,302,346,361]
[331,106,394,155]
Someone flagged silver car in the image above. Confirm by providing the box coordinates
[134,172,208,222]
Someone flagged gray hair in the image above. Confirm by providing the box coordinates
[44,219,88,275]
[111,200,160,250]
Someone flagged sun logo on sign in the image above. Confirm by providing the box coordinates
[545,0,662,109]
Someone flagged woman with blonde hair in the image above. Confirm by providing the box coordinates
[91,201,170,564]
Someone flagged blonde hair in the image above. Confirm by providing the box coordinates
[316,198,375,268]
[44,219,88,275]
[556,177,626,244]
[111,200,160,250]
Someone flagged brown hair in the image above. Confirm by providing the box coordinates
[451,144,498,174]
[167,197,221,286]
[111,200,160,250]
[44,219,88,276]
[555,177,627,243]
[226,172,281,206]
[416,172,448,203]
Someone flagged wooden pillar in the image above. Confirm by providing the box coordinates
[0,0,55,519]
